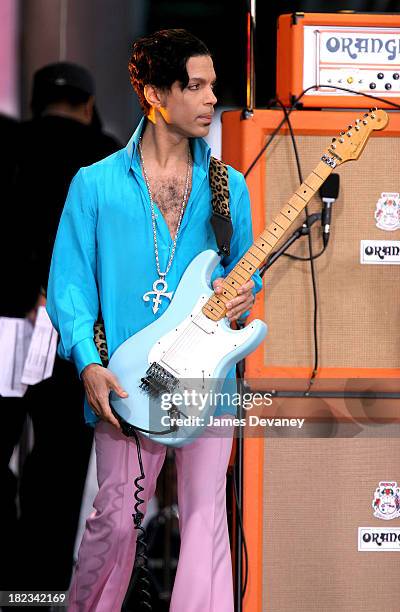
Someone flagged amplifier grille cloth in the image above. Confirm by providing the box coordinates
[263,437,400,612]
[263,134,400,368]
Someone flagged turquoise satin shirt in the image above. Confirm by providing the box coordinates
[46,118,262,425]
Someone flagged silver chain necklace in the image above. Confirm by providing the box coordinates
[139,137,192,314]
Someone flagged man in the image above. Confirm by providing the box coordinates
[46,30,261,611]
[0,63,121,601]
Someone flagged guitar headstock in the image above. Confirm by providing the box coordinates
[322,108,389,168]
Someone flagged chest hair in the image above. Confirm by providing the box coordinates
[149,175,192,237]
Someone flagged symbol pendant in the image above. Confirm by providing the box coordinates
[143,278,174,314]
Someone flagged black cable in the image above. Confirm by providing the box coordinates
[272,99,319,390]
[269,97,327,262]
[244,84,400,180]
[118,427,152,611]
[233,466,249,599]
[273,98,328,263]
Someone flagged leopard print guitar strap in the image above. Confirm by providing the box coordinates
[93,156,232,366]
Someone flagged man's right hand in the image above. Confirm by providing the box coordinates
[81,363,129,429]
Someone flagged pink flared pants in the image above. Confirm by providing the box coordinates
[67,417,234,611]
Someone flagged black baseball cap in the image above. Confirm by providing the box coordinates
[31,62,95,116]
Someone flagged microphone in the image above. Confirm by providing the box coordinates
[319,174,340,246]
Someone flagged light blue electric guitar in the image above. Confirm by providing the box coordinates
[108,109,388,447]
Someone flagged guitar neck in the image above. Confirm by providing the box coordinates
[202,160,332,321]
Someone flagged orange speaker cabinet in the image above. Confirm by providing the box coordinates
[221,109,400,612]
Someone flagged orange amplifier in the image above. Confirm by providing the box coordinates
[277,12,400,108]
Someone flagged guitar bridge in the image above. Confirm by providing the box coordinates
[140,362,179,397]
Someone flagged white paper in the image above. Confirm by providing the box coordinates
[0,317,33,397]
[21,306,57,385]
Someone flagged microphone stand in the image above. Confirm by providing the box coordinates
[234,212,321,612]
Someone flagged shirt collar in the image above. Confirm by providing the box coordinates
[123,116,212,176]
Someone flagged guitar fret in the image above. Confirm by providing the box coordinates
[230,269,247,285]
[231,266,248,281]
[242,252,260,267]
[250,244,266,260]
[207,297,225,314]
[259,232,276,248]
[280,207,298,222]
[225,277,241,290]
[312,170,324,181]
[237,261,251,276]
[255,237,273,253]
[264,230,280,245]
[296,184,315,201]
[214,294,229,307]
[221,284,236,298]
[274,212,292,230]
[288,194,305,211]
[203,304,219,321]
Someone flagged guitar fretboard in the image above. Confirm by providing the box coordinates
[202,160,332,321]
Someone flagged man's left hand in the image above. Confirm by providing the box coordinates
[213,277,255,321]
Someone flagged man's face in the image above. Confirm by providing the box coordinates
[160,55,217,137]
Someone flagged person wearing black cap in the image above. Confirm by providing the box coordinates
[0,62,122,601]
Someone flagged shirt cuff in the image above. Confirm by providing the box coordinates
[72,337,103,378]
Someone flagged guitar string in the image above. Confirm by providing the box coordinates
[161,311,232,371]
[159,312,205,363]
[158,310,218,367]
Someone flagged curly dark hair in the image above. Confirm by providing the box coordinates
[128,29,211,115]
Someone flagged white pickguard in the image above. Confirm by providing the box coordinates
[148,295,258,379]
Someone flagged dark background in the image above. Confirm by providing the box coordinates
[146,0,400,115]
[16,0,400,144]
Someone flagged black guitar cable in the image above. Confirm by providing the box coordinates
[111,405,188,612]
[123,426,152,611]
[270,97,320,392]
